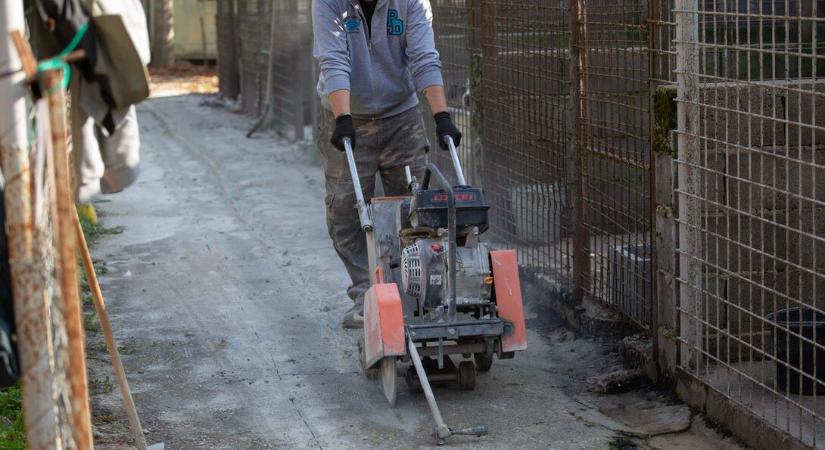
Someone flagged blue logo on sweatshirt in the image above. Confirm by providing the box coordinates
[387,10,404,35]
[344,18,361,33]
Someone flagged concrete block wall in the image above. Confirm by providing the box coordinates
[688,81,825,361]
[699,81,825,149]
[654,75,825,450]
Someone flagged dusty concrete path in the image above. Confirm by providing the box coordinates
[89,94,745,449]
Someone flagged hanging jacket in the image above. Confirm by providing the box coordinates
[27,0,150,133]
[26,0,98,80]
[0,188,20,388]
[89,0,150,65]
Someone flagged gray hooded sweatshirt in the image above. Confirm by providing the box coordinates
[312,0,443,118]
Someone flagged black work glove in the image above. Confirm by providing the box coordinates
[434,111,462,150]
[331,114,356,152]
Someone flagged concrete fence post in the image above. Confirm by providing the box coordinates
[674,0,701,370]
[652,86,679,379]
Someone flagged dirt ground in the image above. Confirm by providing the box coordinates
[148,64,218,96]
[84,85,748,449]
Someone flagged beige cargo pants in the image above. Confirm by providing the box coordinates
[317,106,429,305]
[71,90,141,203]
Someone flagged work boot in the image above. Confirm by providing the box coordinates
[342,302,364,329]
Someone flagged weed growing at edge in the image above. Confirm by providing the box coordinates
[78,213,124,247]
[84,311,101,333]
[0,383,25,450]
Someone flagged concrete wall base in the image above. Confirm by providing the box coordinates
[675,369,811,450]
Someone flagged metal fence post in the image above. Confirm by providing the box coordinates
[647,0,659,361]
[467,0,482,187]
[570,0,590,299]
[674,0,700,369]
[291,0,305,142]
[311,60,320,138]
[479,0,497,193]
[43,69,94,450]
[0,3,65,448]
[217,0,240,100]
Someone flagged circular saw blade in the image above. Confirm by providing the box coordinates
[381,356,398,407]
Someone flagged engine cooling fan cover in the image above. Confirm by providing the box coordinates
[401,242,423,298]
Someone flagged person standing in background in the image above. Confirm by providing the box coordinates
[27,0,150,219]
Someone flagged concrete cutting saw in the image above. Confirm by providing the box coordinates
[344,136,527,445]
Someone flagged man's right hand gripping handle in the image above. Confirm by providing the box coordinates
[331,114,356,152]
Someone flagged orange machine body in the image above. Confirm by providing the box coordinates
[363,283,406,368]
[491,250,528,352]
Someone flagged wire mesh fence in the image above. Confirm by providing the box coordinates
[580,0,653,328]
[229,0,315,138]
[235,0,270,114]
[673,0,825,446]
[424,0,482,186]
[1,74,92,448]
[476,0,577,296]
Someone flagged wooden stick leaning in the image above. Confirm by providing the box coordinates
[73,212,148,450]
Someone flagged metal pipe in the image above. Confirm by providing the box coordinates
[569,0,591,299]
[0,3,26,154]
[0,3,63,448]
[407,336,451,443]
[408,337,488,445]
[444,136,466,186]
[343,137,373,231]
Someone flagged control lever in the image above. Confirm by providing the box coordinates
[343,138,373,231]
[443,136,467,186]
[405,165,420,194]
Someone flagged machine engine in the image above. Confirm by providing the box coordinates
[400,237,492,312]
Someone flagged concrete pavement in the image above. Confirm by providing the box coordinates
[87,93,745,450]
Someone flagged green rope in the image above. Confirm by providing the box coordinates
[37,21,90,92]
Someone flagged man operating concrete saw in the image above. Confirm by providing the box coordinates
[313,0,461,328]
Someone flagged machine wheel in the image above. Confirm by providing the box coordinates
[457,361,476,390]
[474,352,494,372]
[405,365,423,393]
[382,356,398,406]
[358,336,379,380]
